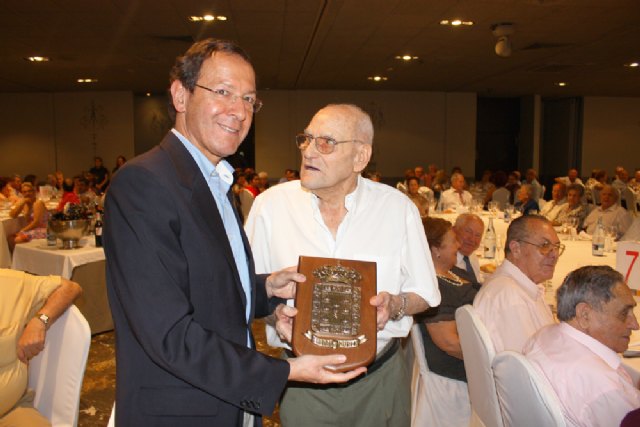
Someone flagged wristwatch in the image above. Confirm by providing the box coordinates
[36,313,50,327]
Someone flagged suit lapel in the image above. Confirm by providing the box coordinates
[160,134,248,309]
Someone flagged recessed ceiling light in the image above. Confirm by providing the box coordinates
[25,56,50,62]
[555,82,567,87]
[146,92,151,97]
[624,62,639,68]
[440,19,474,26]
[77,78,98,83]
[367,76,388,82]
[395,55,419,61]
[188,15,227,22]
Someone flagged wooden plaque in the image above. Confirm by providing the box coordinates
[292,256,377,372]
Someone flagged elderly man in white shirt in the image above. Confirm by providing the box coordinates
[438,172,472,212]
[555,168,584,187]
[583,184,633,237]
[539,182,567,223]
[474,215,560,352]
[453,213,484,283]
[245,104,440,427]
[524,265,640,427]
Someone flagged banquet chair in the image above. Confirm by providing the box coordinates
[621,187,638,216]
[455,304,504,427]
[492,351,566,427]
[71,259,113,334]
[27,305,91,427]
[408,323,471,427]
[107,403,115,427]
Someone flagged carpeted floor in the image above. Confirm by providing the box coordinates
[78,319,282,427]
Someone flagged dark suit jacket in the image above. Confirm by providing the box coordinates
[104,132,289,427]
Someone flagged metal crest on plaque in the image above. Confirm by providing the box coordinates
[304,263,367,349]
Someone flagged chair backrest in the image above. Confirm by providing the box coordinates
[28,305,91,427]
[408,323,430,426]
[621,187,638,216]
[456,304,504,427]
[107,403,115,427]
[492,351,566,427]
[492,187,510,210]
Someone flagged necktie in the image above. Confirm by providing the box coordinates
[463,255,478,283]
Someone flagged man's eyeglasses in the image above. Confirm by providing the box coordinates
[295,133,362,155]
[194,83,263,113]
[519,240,565,256]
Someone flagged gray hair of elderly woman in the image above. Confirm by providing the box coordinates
[556,265,624,321]
[567,183,584,197]
[505,215,551,255]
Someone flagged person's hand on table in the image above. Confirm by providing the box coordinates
[266,267,305,299]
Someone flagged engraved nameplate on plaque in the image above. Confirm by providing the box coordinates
[292,256,377,372]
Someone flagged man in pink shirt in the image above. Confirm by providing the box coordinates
[473,215,560,352]
[524,266,640,427]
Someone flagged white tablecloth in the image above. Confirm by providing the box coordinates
[11,238,105,279]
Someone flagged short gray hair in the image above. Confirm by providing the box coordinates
[567,183,584,197]
[505,215,550,255]
[320,104,374,145]
[556,265,623,321]
[454,213,483,229]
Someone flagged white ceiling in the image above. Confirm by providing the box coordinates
[1,0,639,97]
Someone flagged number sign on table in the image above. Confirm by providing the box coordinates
[616,241,640,293]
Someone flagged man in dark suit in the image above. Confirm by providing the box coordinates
[104,39,364,427]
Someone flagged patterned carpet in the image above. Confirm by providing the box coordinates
[78,319,282,427]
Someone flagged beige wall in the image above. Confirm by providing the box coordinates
[0,92,134,181]
[255,90,477,180]
[582,97,640,176]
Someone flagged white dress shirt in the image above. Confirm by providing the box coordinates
[473,259,554,353]
[245,176,441,354]
[583,204,633,236]
[438,188,473,211]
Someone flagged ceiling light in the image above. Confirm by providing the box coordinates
[555,82,567,87]
[368,76,388,82]
[492,23,515,57]
[625,62,639,68]
[25,56,50,62]
[395,55,419,61]
[440,19,474,26]
[188,15,227,22]
[77,78,98,83]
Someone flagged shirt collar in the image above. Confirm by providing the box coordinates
[172,128,235,187]
[560,322,622,369]
[499,259,545,299]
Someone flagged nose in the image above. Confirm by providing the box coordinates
[227,95,248,120]
[629,312,640,331]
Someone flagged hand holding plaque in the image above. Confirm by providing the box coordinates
[292,256,377,372]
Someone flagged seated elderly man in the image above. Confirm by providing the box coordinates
[524,266,640,427]
[583,184,633,237]
[555,168,584,187]
[474,215,560,352]
[453,213,485,283]
[539,182,567,223]
[555,184,589,229]
[0,269,82,426]
[438,172,472,212]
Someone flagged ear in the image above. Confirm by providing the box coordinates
[352,143,372,173]
[170,80,188,113]
[507,239,521,257]
[574,302,591,329]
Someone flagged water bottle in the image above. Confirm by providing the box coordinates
[592,216,605,256]
[46,221,57,247]
[484,217,497,259]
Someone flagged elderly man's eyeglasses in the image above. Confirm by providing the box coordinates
[295,133,362,155]
[519,240,565,256]
[194,84,263,113]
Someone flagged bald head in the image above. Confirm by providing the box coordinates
[312,104,374,145]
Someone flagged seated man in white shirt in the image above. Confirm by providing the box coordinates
[438,172,472,212]
[583,184,633,237]
[473,215,560,352]
[555,168,584,187]
[524,265,640,427]
[0,269,82,427]
[539,182,567,223]
[453,213,484,283]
